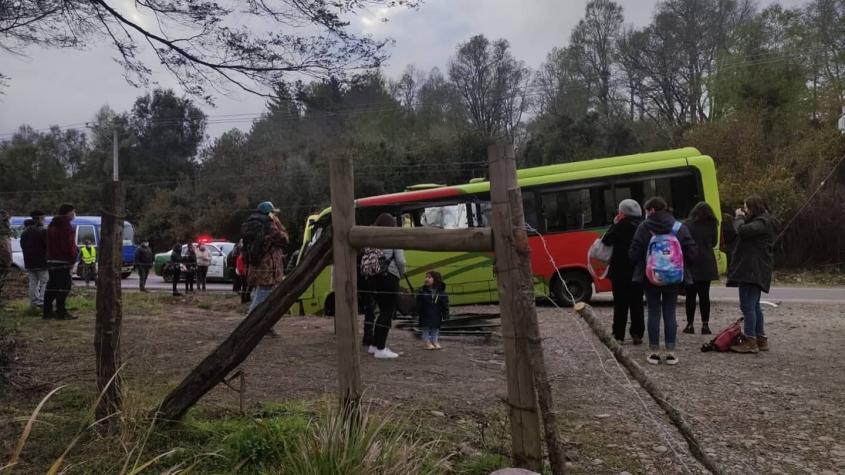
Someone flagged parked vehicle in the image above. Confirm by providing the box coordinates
[9,216,136,278]
[292,147,725,315]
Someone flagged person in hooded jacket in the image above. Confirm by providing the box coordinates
[683,202,720,335]
[195,243,212,291]
[20,211,49,308]
[727,195,776,354]
[183,244,197,293]
[416,270,449,350]
[44,204,79,320]
[364,213,406,360]
[602,199,645,345]
[169,243,183,296]
[629,197,697,366]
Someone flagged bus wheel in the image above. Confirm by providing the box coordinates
[552,270,593,306]
[324,293,336,317]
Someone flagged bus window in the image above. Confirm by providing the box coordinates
[122,222,135,245]
[540,188,598,231]
[522,190,539,232]
[420,203,470,229]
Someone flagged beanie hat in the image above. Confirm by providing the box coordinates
[257,201,278,215]
[618,199,642,218]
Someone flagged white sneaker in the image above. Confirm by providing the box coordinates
[368,345,377,354]
[664,353,679,365]
[374,348,399,359]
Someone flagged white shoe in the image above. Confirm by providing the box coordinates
[664,353,679,365]
[368,345,377,355]
[374,348,399,359]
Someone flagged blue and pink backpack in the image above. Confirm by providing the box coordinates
[645,221,685,286]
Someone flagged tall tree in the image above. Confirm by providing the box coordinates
[569,0,624,121]
[448,34,529,139]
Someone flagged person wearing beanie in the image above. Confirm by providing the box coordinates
[44,203,78,320]
[601,199,645,345]
[242,201,289,337]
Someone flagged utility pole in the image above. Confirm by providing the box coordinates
[95,125,124,427]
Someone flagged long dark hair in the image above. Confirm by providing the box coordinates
[688,202,717,224]
[744,195,768,218]
[373,213,396,227]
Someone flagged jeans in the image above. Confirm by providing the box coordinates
[611,278,644,341]
[137,266,150,290]
[248,285,273,314]
[44,262,72,316]
[27,269,49,307]
[685,281,712,325]
[421,327,440,343]
[739,284,765,338]
[197,266,208,290]
[644,283,679,351]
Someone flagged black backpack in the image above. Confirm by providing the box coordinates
[241,216,269,266]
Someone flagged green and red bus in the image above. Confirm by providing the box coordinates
[294,147,723,315]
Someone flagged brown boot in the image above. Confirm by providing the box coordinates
[731,336,758,354]
[757,336,769,352]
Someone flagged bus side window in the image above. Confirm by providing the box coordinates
[522,191,539,232]
[420,203,470,229]
[540,187,605,232]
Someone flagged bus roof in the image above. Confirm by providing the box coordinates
[356,147,706,207]
[9,216,133,226]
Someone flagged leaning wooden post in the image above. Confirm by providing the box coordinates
[95,180,124,426]
[489,143,544,471]
[329,154,362,409]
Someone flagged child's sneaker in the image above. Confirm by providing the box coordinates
[374,348,399,359]
[424,341,435,350]
[433,342,442,350]
[664,353,679,365]
[647,353,661,365]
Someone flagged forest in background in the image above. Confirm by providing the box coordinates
[2,0,845,268]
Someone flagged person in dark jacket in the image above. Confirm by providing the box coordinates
[183,244,197,293]
[134,241,154,292]
[416,270,449,350]
[727,196,776,354]
[169,243,183,296]
[363,213,406,360]
[20,211,49,309]
[683,202,720,335]
[629,197,697,366]
[0,209,11,308]
[602,199,644,345]
[44,204,78,320]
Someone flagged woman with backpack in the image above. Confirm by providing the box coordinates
[629,197,697,366]
[727,196,776,354]
[602,199,644,345]
[362,213,406,360]
[683,202,720,335]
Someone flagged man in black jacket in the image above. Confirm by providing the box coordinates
[20,210,49,309]
[134,241,154,292]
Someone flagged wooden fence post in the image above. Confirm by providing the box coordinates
[95,181,124,425]
[489,144,544,471]
[330,154,362,409]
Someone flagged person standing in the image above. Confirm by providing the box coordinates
[0,209,11,308]
[728,196,776,354]
[44,204,78,320]
[243,201,289,314]
[683,202,720,335]
[602,199,645,345]
[20,211,49,309]
[362,213,406,360]
[79,240,97,287]
[183,244,197,293]
[169,243,183,296]
[134,241,154,292]
[195,243,212,291]
[629,197,697,365]
[235,248,251,303]
[416,270,449,350]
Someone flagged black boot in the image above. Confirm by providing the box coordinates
[701,324,712,335]
[682,323,695,334]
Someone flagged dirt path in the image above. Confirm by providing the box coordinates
[5,293,844,474]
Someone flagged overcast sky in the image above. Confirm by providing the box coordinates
[0,0,806,140]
